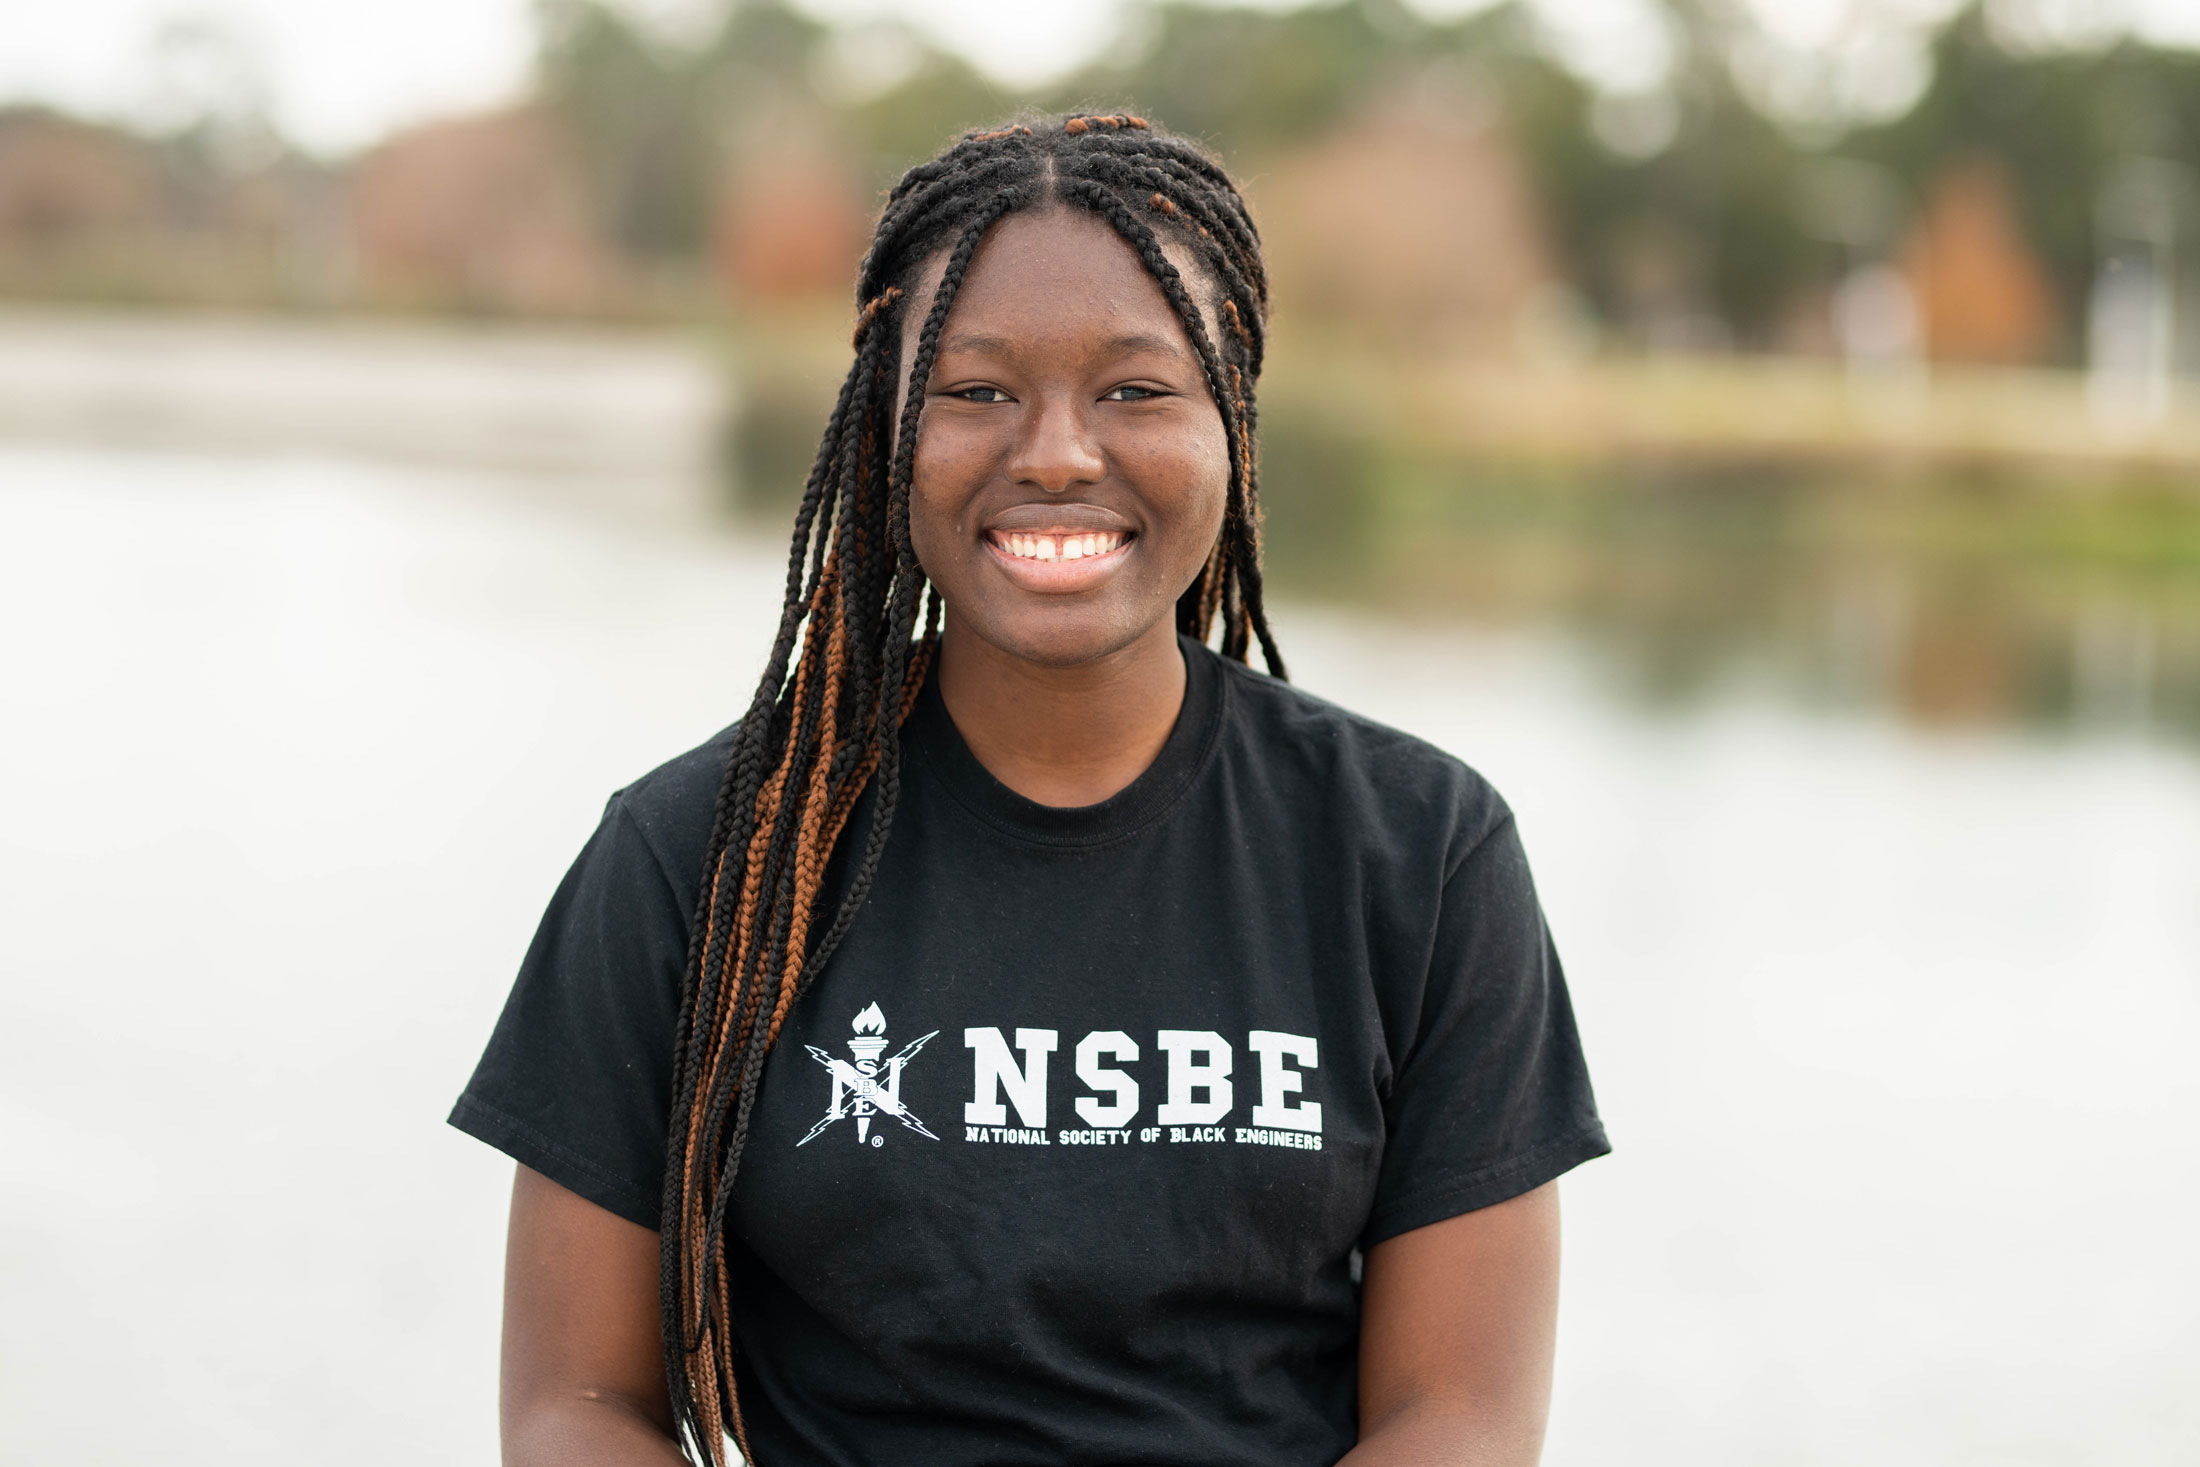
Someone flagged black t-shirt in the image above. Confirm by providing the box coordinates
[453,637,1607,1467]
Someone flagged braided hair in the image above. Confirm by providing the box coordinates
[658,111,1284,1464]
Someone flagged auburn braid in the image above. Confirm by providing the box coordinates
[657,113,1283,1465]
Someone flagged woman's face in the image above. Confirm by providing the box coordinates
[900,205,1230,669]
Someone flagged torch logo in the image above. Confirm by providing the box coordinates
[797,1002,940,1147]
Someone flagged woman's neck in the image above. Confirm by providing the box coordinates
[933,615,1187,808]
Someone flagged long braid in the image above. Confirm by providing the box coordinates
[658,114,1284,1465]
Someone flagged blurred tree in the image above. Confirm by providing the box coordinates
[1847,1,2200,361]
[838,54,1014,190]
[510,0,2200,354]
[535,0,734,260]
[1525,0,1828,349]
[1050,0,1823,349]
[1046,0,1434,152]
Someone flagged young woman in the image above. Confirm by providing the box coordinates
[452,113,1607,1467]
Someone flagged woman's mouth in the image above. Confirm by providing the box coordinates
[987,530,1130,562]
[980,526,1134,592]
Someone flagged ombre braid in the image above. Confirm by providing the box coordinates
[658,112,1284,1465]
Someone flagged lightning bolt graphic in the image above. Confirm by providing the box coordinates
[795,1030,941,1146]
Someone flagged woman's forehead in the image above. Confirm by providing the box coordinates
[903,205,1219,357]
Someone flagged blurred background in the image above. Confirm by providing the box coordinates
[3,0,2196,1462]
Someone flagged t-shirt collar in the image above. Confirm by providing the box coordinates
[907,633,1225,847]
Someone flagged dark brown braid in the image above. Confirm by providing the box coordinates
[658,112,1283,1465]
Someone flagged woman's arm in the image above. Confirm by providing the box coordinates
[500,1164,688,1466]
[1341,1181,1563,1467]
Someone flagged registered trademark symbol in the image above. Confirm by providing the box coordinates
[870,1135,883,1147]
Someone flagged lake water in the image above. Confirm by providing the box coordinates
[3,442,2195,1464]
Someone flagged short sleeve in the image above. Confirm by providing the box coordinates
[448,795,689,1228]
[1364,811,1609,1245]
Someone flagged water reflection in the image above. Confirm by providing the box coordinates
[1238,451,2200,742]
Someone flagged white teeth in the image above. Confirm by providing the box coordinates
[995,530,1127,561]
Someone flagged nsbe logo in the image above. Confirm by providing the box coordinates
[796,1005,1324,1152]
[798,1002,940,1147]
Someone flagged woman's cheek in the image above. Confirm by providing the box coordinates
[910,422,982,518]
[906,452,965,580]
[1123,417,1227,504]
[1170,420,1231,532]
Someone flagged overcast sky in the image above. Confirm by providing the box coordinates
[5,0,2198,157]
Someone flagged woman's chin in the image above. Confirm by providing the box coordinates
[950,600,1171,673]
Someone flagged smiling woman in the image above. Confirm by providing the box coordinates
[449,113,1608,1467]
[911,209,1230,667]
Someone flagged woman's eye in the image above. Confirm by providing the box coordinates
[1103,385,1164,401]
[953,386,1009,403]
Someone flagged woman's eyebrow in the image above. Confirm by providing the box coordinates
[939,331,1016,356]
[936,331,1191,361]
[1104,332,1190,360]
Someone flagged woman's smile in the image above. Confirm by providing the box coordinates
[990,529,1130,563]
[979,501,1139,591]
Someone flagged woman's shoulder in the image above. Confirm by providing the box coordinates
[1207,649,1512,870]
[594,720,741,902]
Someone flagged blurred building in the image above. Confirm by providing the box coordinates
[711,127,868,304]
[1899,156,2058,366]
[0,109,159,294]
[349,107,620,316]
[0,104,344,307]
[1249,90,1554,352]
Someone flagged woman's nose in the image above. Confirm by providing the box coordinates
[1006,394,1104,494]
